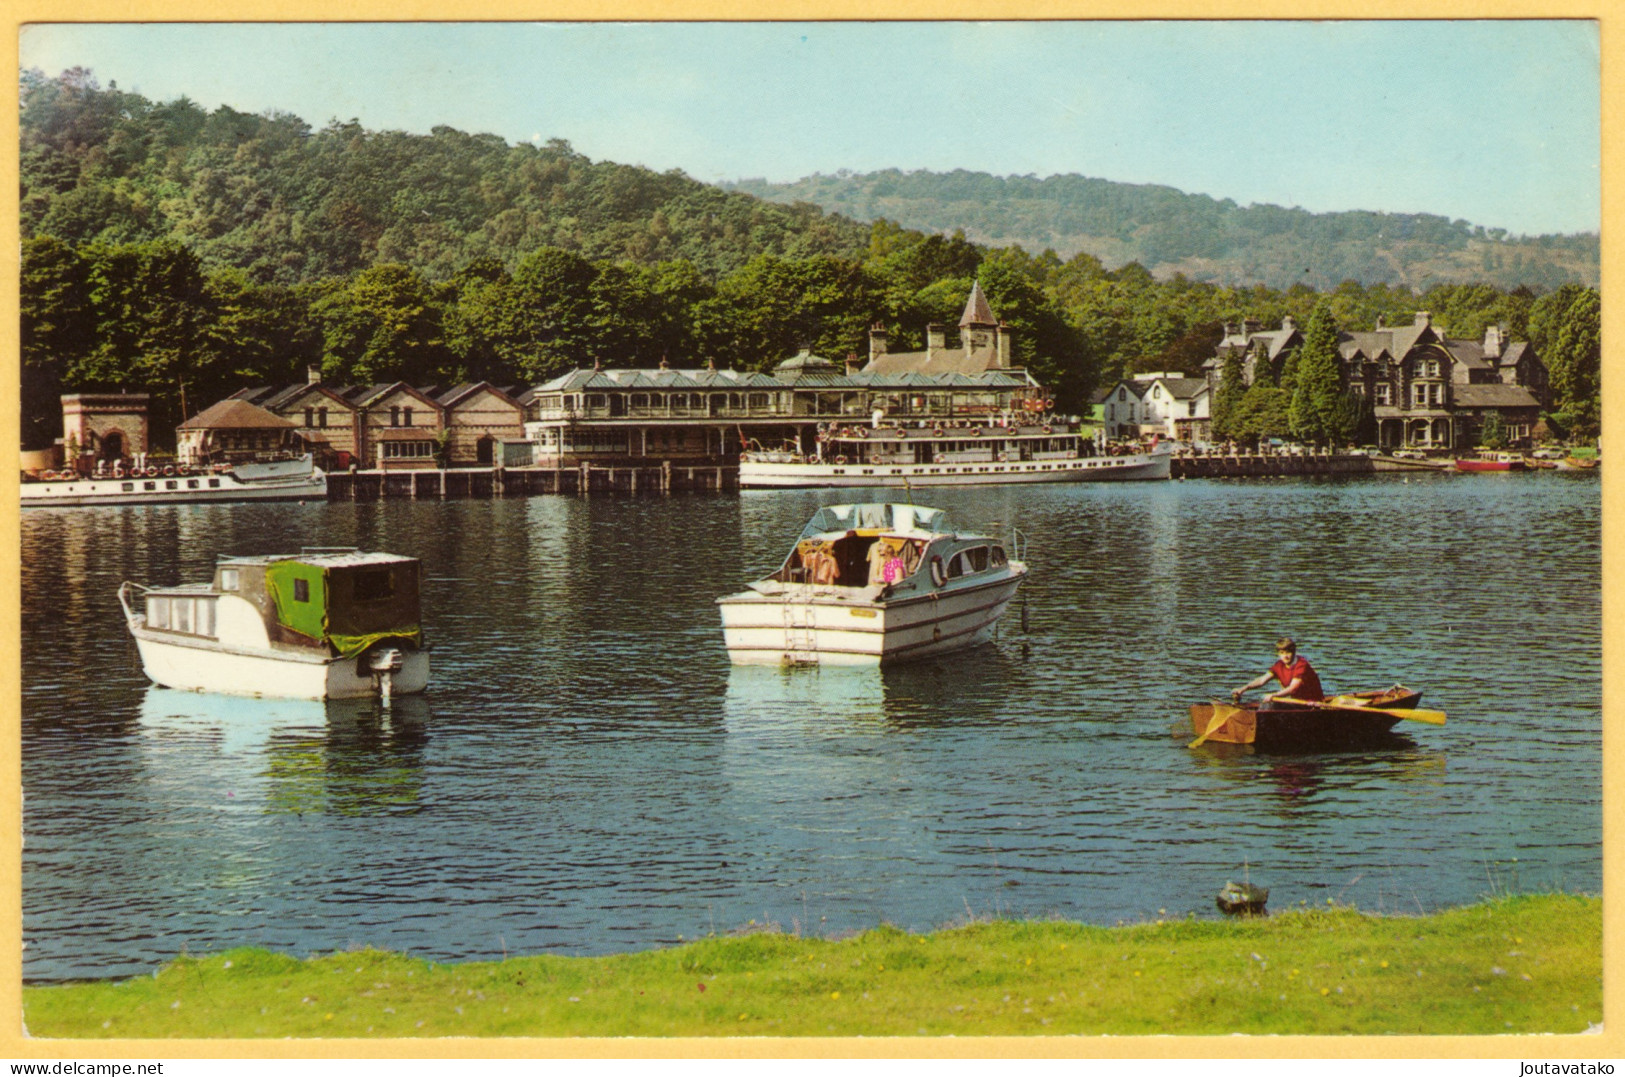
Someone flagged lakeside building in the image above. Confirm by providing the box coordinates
[175,399,301,465]
[1205,312,1548,450]
[1134,373,1211,444]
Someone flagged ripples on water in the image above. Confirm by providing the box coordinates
[21,472,1602,981]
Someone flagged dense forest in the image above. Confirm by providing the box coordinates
[728,170,1600,294]
[19,68,1602,450]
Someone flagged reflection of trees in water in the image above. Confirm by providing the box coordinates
[262,699,430,817]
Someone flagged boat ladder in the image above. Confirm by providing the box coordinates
[782,587,819,666]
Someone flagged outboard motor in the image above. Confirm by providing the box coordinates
[367,647,405,704]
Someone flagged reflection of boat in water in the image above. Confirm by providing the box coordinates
[1188,686,1439,751]
[716,502,1027,666]
[119,548,429,700]
[22,454,326,507]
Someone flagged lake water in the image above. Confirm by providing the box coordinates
[20,472,1602,982]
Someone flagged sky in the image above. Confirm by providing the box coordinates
[18,20,1602,237]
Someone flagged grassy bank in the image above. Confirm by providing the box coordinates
[24,894,1600,1039]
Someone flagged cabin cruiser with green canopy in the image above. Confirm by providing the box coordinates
[118,548,429,701]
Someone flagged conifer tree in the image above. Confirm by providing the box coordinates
[1288,304,1346,446]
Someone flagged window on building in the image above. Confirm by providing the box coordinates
[1188,401,1197,417]
[390,407,400,427]
[353,569,394,602]
[294,578,310,603]
[1118,388,1127,401]
[403,406,414,427]
[1375,384,1392,406]
[318,407,328,429]
[221,568,240,591]
[305,407,314,427]
[748,393,770,410]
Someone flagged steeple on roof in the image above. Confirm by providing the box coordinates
[959,281,996,328]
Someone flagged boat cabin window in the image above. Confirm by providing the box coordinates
[146,595,217,637]
[946,554,967,579]
[220,568,240,591]
[293,579,310,603]
[352,568,395,602]
[121,482,134,492]
[990,546,1008,567]
[966,546,990,572]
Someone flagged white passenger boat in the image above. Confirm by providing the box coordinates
[716,502,1027,666]
[739,421,1171,488]
[118,548,429,701]
[22,454,326,508]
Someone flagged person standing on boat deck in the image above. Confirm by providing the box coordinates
[1233,637,1325,708]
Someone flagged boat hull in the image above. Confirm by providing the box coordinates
[1454,459,1524,472]
[717,567,1026,666]
[1189,690,1423,751]
[22,459,326,507]
[739,452,1170,488]
[130,630,429,700]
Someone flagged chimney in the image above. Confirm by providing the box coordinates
[846,352,861,376]
[868,321,888,364]
[1375,314,1385,330]
[1221,322,1236,340]
[1281,315,1296,332]
[925,323,946,362]
[995,322,1013,369]
[1242,318,1262,336]
[307,363,322,386]
[1483,324,1503,358]
[1414,310,1431,328]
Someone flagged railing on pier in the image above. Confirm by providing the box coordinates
[326,463,737,501]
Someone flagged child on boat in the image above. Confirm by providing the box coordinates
[1233,637,1325,708]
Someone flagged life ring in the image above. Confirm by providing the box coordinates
[178,465,191,476]
[933,428,944,437]
[971,428,983,437]
[1044,399,1055,409]
[930,555,946,588]
[997,452,1008,462]
[853,428,867,439]
[932,454,944,464]
[835,455,847,465]
[162,466,175,476]
[112,466,124,479]
[1043,425,1053,435]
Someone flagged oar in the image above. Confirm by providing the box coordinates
[1299,698,1447,725]
[1189,702,1242,748]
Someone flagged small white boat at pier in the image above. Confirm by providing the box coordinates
[716,502,1027,666]
[119,548,429,700]
[22,454,326,508]
[739,421,1170,488]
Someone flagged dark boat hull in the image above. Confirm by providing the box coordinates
[1189,689,1423,751]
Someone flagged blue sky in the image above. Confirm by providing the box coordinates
[18,20,1602,237]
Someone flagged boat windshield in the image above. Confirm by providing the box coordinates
[798,503,947,540]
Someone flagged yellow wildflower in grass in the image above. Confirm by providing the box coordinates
[1380,961,1389,969]
[830,992,840,1000]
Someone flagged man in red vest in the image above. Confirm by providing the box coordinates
[1233,637,1325,707]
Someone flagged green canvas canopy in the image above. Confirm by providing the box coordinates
[265,557,421,658]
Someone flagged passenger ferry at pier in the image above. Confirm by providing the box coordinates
[716,502,1027,666]
[119,547,428,701]
[738,419,1171,488]
[22,454,326,508]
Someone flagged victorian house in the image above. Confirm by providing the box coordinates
[1208,312,1548,450]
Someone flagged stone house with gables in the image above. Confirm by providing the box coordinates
[429,382,526,466]
[233,367,363,469]
[1208,311,1548,450]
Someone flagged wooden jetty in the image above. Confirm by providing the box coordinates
[326,463,736,501]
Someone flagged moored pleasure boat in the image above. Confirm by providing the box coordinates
[119,547,429,700]
[22,454,326,507]
[716,502,1027,666]
[1454,452,1527,472]
[739,420,1171,488]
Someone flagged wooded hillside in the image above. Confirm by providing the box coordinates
[727,169,1599,293]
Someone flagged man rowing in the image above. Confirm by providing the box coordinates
[1233,637,1325,708]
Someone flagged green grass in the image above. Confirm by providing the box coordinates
[24,894,1600,1039]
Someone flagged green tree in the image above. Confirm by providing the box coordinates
[1210,351,1245,442]
[1477,410,1508,450]
[1530,286,1600,438]
[20,236,93,449]
[1288,305,1347,446]
[311,262,454,385]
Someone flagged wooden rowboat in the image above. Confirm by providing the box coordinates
[1188,685,1431,751]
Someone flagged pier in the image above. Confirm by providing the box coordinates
[1169,452,1447,478]
[326,463,737,500]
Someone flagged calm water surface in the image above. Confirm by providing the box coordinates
[20,473,1602,981]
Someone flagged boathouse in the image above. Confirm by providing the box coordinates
[61,393,150,467]
[176,399,301,465]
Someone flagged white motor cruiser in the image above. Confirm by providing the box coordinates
[119,548,429,701]
[716,502,1027,666]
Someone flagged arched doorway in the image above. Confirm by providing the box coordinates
[476,435,495,465]
[100,430,124,462]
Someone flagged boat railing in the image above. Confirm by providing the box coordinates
[116,581,150,626]
[1010,527,1029,564]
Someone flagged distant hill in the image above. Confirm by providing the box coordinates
[725,169,1599,293]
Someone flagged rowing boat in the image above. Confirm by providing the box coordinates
[1187,685,1434,751]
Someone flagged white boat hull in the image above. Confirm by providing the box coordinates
[717,568,1025,666]
[739,452,1170,488]
[22,459,326,507]
[130,629,429,700]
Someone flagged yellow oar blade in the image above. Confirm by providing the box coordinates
[1382,707,1447,725]
[1189,702,1239,748]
